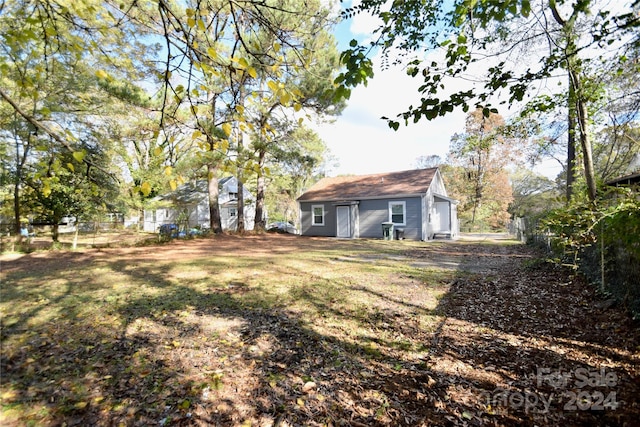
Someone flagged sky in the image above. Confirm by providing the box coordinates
[314,2,465,177]
[315,1,563,179]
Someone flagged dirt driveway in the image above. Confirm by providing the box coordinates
[1,234,639,426]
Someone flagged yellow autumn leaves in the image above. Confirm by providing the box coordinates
[123,7,304,198]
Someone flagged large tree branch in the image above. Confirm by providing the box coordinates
[0,86,119,183]
[548,0,566,26]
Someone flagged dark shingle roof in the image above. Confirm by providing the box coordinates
[297,168,438,202]
[605,171,640,186]
[159,177,241,204]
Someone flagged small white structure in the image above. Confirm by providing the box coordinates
[143,177,256,232]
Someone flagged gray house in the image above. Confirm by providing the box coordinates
[143,177,256,232]
[297,168,458,240]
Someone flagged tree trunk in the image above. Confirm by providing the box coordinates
[13,180,21,236]
[236,177,245,233]
[207,164,223,233]
[235,132,245,233]
[72,226,79,250]
[471,202,478,229]
[205,92,223,234]
[566,74,576,202]
[235,87,246,233]
[550,2,597,202]
[571,70,598,201]
[470,153,484,228]
[254,148,267,230]
[12,123,29,236]
[52,223,59,242]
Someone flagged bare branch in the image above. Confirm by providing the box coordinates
[0,86,119,184]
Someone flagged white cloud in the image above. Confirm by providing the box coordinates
[318,0,623,180]
[316,80,466,176]
[347,0,383,40]
[318,0,556,178]
[314,0,468,176]
[315,47,466,176]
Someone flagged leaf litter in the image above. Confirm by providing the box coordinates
[1,234,638,426]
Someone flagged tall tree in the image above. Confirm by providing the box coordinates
[594,123,640,181]
[549,0,597,200]
[0,0,156,232]
[19,128,120,241]
[265,125,331,222]
[109,108,195,225]
[145,0,342,232]
[509,169,562,219]
[415,154,443,169]
[337,0,639,201]
[524,42,640,192]
[447,108,516,229]
[244,24,344,230]
[0,0,155,152]
[590,43,640,182]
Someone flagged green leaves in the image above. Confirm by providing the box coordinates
[333,42,374,102]
[222,123,232,137]
[96,70,110,80]
[521,0,532,17]
[72,151,86,163]
[339,0,639,134]
[540,188,640,289]
[42,180,52,197]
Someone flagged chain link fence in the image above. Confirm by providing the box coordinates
[509,215,640,319]
[0,220,158,251]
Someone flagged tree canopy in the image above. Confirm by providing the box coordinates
[337,0,640,200]
[1,0,344,234]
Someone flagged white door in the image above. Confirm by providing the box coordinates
[336,206,350,238]
[436,202,450,232]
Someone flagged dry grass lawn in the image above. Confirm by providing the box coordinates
[1,233,638,426]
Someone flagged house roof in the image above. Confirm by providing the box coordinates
[605,171,640,187]
[160,181,208,204]
[159,177,249,204]
[297,168,439,202]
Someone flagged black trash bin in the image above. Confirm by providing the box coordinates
[395,228,405,240]
[381,222,394,240]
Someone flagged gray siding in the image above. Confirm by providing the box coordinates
[359,197,422,240]
[299,202,335,237]
[358,200,387,238]
[405,197,423,240]
[300,197,424,240]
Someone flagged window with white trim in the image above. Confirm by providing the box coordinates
[389,201,406,225]
[312,205,325,226]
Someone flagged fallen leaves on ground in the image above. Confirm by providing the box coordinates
[1,234,638,426]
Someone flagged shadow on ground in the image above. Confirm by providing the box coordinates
[1,234,638,426]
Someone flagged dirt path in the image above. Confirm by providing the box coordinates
[1,235,639,426]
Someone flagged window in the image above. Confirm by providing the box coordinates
[228,192,238,199]
[389,201,406,225]
[229,207,237,217]
[312,205,324,226]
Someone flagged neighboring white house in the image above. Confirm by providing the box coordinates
[143,177,257,232]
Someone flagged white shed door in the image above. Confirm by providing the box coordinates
[336,206,350,238]
[435,202,450,232]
